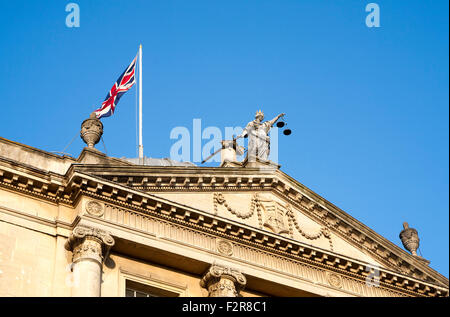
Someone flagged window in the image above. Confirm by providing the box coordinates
[119,268,188,297]
[126,288,155,298]
[125,280,179,297]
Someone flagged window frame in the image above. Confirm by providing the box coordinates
[119,268,188,297]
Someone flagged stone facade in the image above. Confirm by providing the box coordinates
[0,136,448,297]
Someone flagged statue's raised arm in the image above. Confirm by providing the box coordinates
[267,113,285,128]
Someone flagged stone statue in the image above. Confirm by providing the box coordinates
[236,110,285,161]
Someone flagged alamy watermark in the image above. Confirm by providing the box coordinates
[65,3,80,28]
[365,3,380,28]
[169,118,279,165]
[64,3,379,29]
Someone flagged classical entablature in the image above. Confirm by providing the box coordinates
[0,137,448,297]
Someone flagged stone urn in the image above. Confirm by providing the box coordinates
[80,112,103,148]
[399,222,419,256]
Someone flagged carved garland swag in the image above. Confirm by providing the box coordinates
[213,192,333,250]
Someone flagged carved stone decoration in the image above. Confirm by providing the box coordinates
[85,200,104,217]
[213,193,333,249]
[80,112,103,148]
[286,204,334,251]
[399,222,419,256]
[326,272,343,289]
[65,225,115,264]
[200,264,246,297]
[258,197,289,235]
[213,192,256,219]
[216,239,233,256]
[65,225,114,297]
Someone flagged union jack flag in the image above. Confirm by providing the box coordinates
[94,55,137,119]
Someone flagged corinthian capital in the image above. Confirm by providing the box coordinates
[65,225,115,264]
[200,264,247,297]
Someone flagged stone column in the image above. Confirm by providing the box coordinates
[200,264,246,297]
[64,225,115,297]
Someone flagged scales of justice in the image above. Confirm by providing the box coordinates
[202,110,290,168]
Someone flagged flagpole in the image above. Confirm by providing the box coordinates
[138,44,144,163]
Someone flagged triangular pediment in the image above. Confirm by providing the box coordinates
[74,164,448,289]
[152,190,384,267]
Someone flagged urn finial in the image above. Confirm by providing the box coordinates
[399,222,419,256]
[80,112,103,148]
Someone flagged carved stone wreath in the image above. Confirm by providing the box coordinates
[85,200,104,217]
[216,239,233,256]
[326,272,343,289]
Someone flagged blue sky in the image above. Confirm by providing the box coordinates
[0,1,448,277]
